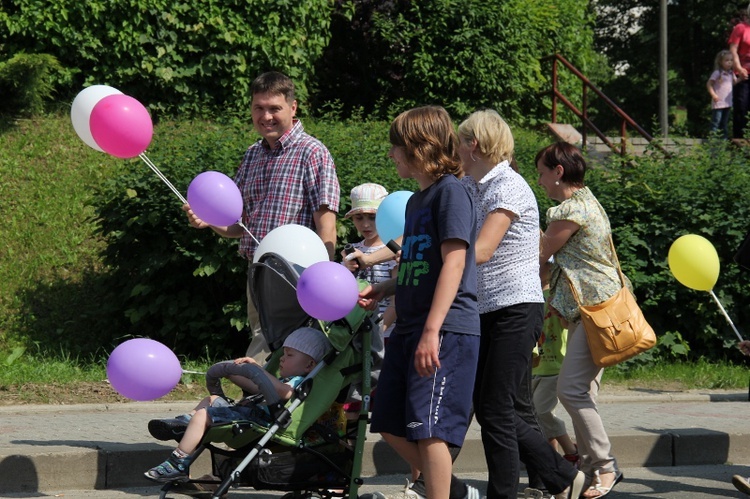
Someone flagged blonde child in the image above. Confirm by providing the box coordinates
[339,183,397,422]
[341,183,398,338]
[707,49,737,138]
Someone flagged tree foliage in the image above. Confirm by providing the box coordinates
[314,0,608,123]
[0,0,338,115]
[593,0,746,136]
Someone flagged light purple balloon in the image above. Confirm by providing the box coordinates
[187,171,243,226]
[296,261,360,321]
[106,339,182,401]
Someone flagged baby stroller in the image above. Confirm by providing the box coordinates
[156,252,378,499]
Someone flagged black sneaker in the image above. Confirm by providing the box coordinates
[148,417,189,441]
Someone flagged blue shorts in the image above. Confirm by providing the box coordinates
[370,330,479,447]
[206,403,272,426]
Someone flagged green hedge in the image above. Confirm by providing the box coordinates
[0,0,336,115]
[1,116,748,363]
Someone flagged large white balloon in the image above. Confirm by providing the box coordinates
[71,85,123,152]
[253,224,329,269]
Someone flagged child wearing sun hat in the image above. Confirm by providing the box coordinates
[339,183,397,421]
[341,183,397,337]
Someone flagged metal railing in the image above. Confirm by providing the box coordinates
[543,53,669,157]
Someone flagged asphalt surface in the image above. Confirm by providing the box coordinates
[2,387,750,497]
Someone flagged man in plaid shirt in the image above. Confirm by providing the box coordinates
[184,71,340,360]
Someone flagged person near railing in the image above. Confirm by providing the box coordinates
[706,49,737,139]
[729,3,750,139]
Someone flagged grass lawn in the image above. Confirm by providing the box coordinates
[1,354,748,405]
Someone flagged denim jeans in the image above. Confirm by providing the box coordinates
[474,303,577,498]
[710,108,731,139]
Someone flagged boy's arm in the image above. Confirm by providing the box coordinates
[232,357,295,400]
[265,374,296,400]
[414,239,467,377]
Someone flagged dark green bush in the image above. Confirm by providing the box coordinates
[584,140,750,361]
[5,114,749,363]
[0,53,68,118]
[92,119,254,358]
[315,0,607,123]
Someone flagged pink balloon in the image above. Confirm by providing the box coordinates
[296,261,360,321]
[90,94,153,158]
[187,171,243,226]
[106,339,182,401]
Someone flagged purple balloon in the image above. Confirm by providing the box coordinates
[297,261,360,321]
[106,339,182,401]
[187,171,243,226]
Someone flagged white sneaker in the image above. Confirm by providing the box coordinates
[463,484,481,499]
[405,479,426,499]
[523,487,545,499]
[406,479,481,499]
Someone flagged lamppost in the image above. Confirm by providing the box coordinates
[659,0,668,137]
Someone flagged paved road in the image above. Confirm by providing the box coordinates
[1,466,749,498]
[3,388,750,497]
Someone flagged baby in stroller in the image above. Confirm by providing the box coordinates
[144,326,331,483]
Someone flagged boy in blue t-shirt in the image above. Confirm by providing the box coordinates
[358,106,480,499]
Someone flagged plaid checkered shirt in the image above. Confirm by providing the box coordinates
[234,119,340,260]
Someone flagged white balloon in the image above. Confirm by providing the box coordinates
[71,85,122,152]
[253,224,329,269]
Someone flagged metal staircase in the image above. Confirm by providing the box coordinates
[541,53,678,157]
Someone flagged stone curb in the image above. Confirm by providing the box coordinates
[1,392,748,493]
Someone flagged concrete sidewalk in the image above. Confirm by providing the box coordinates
[1,388,749,494]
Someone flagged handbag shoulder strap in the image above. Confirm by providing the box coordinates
[565,234,626,306]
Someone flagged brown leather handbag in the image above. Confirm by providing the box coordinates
[567,237,656,367]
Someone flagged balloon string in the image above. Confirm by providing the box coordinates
[238,221,260,246]
[138,153,188,205]
[138,153,261,246]
[181,369,206,375]
[708,289,744,342]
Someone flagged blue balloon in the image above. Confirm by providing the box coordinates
[375,191,413,244]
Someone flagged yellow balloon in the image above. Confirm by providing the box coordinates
[668,234,720,291]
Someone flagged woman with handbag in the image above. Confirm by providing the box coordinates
[536,142,624,498]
